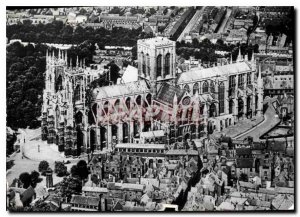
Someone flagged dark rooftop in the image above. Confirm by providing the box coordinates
[156,82,186,105]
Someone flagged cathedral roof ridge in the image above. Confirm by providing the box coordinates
[95,79,150,100]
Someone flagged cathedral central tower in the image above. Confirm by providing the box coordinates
[137,37,176,96]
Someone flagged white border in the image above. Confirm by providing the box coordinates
[2,1,299,217]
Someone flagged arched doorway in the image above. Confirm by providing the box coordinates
[238,98,244,119]
[76,126,84,156]
[90,129,96,153]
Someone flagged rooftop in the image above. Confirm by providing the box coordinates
[115,143,165,149]
[156,82,186,105]
[94,80,150,100]
[177,62,252,84]
[138,37,175,47]
[70,195,100,207]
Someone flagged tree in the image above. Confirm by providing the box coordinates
[30,170,40,188]
[91,174,99,186]
[38,160,49,175]
[54,161,68,177]
[149,8,156,15]
[76,160,89,180]
[70,165,79,178]
[57,176,82,202]
[19,172,31,188]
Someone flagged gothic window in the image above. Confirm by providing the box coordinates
[247,72,251,85]
[114,99,120,111]
[136,95,142,106]
[157,54,162,77]
[165,53,170,76]
[193,83,199,95]
[74,85,80,102]
[229,75,236,96]
[103,101,109,114]
[146,94,152,107]
[238,74,244,88]
[210,81,215,93]
[126,97,131,110]
[184,84,190,93]
[202,81,209,93]
[55,75,63,92]
[219,82,225,114]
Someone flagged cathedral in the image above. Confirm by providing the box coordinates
[41,37,264,157]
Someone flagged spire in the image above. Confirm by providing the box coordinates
[258,63,262,88]
[237,46,242,62]
[58,49,61,59]
[83,58,85,68]
[250,51,253,63]
[230,53,233,64]
[76,56,79,68]
[46,49,48,63]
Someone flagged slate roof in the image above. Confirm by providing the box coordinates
[239,181,256,189]
[156,82,186,105]
[236,158,254,168]
[177,62,252,84]
[70,195,100,207]
[95,80,150,100]
[266,141,286,152]
[115,143,165,149]
[21,186,35,204]
[236,148,252,156]
[82,186,108,193]
[165,149,198,156]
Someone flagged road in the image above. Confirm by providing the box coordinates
[234,97,281,141]
[217,8,232,33]
[177,7,206,42]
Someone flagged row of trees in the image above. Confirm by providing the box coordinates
[176,38,259,62]
[7,20,147,47]
[6,38,98,129]
[7,42,47,129]
[18,170,41,188]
